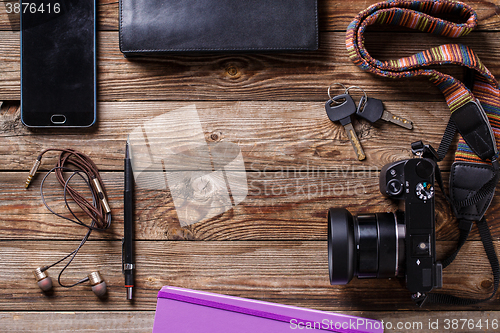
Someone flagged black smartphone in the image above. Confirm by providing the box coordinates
[20,0,96,128]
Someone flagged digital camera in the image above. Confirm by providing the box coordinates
[328,158,443,295]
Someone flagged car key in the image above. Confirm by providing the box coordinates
[325,94,366,161]
[356,95,413,130]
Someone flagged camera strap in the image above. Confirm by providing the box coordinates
[347,0,500,306]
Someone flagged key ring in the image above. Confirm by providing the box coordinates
[346,86,368,107]
[327,83,348,105]
[346,86,368,109]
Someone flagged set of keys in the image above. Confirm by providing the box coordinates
[325,84,413,161]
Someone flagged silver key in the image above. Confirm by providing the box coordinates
[380,109,413,129]
[325,94,366,161]
[357,96,413,130]
[343,122,366,161]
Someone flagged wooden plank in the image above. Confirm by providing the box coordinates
[0,1,19,31]
[2,310,500,332]
[2,0,499,32]
[3,170,498,241]
[0,312,156,333]
[321,0,500,31]
[0,240,499,311]
[2,31,500,101]
[0,30,18,99]
[0,100,460,171]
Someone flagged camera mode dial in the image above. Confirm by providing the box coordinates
[415,182,434,201]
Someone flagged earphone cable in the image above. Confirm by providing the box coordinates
[38,148,111,229]
[32,149,112,288]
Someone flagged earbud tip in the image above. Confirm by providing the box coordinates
[91,281,107,297]
[37,277,53,292]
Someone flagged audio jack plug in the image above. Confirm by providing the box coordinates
[25,155,42,188]
[91,178,112,215]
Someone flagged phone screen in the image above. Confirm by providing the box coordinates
[21,1,96,127]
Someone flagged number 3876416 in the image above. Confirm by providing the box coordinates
[6,2,60,14]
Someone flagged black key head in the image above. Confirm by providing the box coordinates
[325,94,357,125]
[356,96,384,123]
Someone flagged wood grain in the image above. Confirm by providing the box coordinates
[0,240,498,311]
[0,312,156,333]
[1,310,500,333]
[0,100,460,171]
[2,30,500,101]
[2,100,497,242]
[1,0,499,32]
[2,169,498,241]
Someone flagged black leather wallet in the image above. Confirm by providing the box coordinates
[119,0,318,55]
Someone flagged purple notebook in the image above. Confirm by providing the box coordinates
[153,286,383,333]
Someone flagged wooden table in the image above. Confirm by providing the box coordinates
[1,0,500,331]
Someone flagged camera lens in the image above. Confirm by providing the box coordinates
[328,208,356,284]
[328,208,405,285]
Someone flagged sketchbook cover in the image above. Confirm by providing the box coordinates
[153,286,383,333]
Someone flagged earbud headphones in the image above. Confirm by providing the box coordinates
[33,267,107,297]
[26,148,112,298]
[33,267,52,292]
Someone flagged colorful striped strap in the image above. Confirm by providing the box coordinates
[346,0,500,164]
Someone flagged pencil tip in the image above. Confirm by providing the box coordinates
[126,136,130,158]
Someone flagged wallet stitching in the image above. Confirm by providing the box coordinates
[123,47,316,52]
[119,1,319,53]
[314,0,319,48]
[119,0,123,51]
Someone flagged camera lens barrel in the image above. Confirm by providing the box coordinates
[357,213,404,278]
[356,214,380,278]
[328,208,405,285]
[328,208,356,284]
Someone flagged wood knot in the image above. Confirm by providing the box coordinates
[481,279,493,289]
[225,65,241,79]
[145,276,161,287]
[0,102,21,132]
[208,131,222,142]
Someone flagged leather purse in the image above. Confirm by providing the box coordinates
[119,0,318,55]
